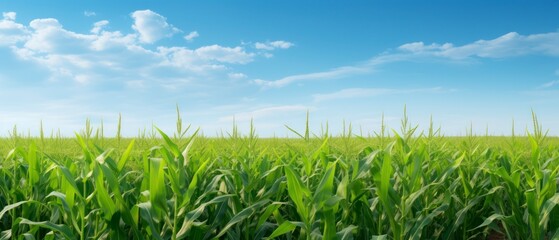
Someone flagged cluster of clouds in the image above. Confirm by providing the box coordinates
[0,10,293,88]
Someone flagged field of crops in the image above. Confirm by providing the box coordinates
[1,117,559,239]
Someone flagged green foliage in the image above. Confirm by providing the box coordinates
[1,117,559,239]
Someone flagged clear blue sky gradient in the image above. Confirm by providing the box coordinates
[1,1,558,137]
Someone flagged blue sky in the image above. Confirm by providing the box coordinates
[1,1,559,137]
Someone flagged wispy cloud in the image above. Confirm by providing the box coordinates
[192,45,254,64]
[540,80,559,89]
[253,54,405,88]
[399,31,559,58]
[228,72,247,79]
[256,30,559,88]
[131,9,180,44]
[219,105,308,122]
[84,11,96,17]
[3,12,16,20]
[90,20,109,34]
[255,40,294,50]
[253,40,294,58]
[184,31,199,41]
[254,65,370,88]
[0,12,29,45]
[313,87,449,102]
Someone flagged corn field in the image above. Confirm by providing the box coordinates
[1,115,559,239]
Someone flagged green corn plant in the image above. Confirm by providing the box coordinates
[0,113,558,239]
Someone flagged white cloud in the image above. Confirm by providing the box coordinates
[90,30,136,51]
[398,42,453,52]
[91,20,109,34]
[158,45,254,73]
[131,10,180,44]
[219,105,308,122]
[195,45,254,64]
[24,18,95,54]
[0,12,29,45]
[254,42,269,50]
[313,87,447,102]
[255,40,294,50]
[29,18,62,30]
[158,46,227,73]
[228,72,247,79]
[270,41,294,49]
[184,31,199,41]
[3,12,16,21]
[84,11,96,17]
